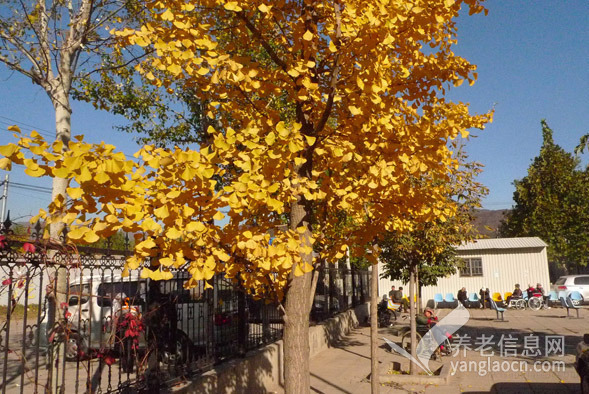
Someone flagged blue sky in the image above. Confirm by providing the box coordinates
[0,0,587,222]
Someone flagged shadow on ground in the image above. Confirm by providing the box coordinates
[463,382,581,393]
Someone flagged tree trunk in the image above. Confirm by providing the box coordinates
[370,261,380,392]
[415,267,420,315]
[49,86,71,309]
[409,264,417,375]
[283,192,313,393]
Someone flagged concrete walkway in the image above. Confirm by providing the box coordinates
[273,305,588,393]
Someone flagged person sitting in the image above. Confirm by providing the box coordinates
[479,287,490,309]
[388,285,396,299]
[534,283,550,308]
[526,284,536,299]
[392,287,409,313]
[506,283,523,304]
[457,287,468,307]
[416,307,438,327]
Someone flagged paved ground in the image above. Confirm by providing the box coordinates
[274,305,588,393]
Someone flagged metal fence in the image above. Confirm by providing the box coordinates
[0,219,369,393]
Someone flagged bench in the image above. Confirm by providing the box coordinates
[489,298,506,321]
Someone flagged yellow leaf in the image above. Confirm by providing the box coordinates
[348,106,362,115]
[303,30,313,41]
[201,167,214,178]
[329,40,337,53]
[213,211,225,221]
[134,36,150,47]
[154,205,170,219]
[304,135,316,145]
[258,4,270,13]
[126,256,141,270]
[78,167,92,183]
[159,257,174,267]
[276,122,289,138]
[161,9,174,21]
[94,171,110,184]
[294,157,306,166]
[0,144,18,157]
[67,187,83,199]
[166,227,183,239]
[83,231,100,243]
[0,158,11,170]
[224,1,242,11]
[186,221,206,232]
[24,166,46,177]
[7,125,20,133]
[68,226,89,240]
[167,64,182,75]
[140,268,152,279]
[265,132,276,145]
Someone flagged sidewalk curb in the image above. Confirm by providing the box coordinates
[376,363,451,385]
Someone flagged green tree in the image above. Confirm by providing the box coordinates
[379,151,487,374]
[500,120,589,274]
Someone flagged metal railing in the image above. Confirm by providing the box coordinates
[0,218,369,393]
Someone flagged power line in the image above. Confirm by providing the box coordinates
[9,190,52,201]
[9,182,52,194]
[0,115,54,135]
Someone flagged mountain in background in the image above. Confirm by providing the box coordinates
[473,209,510,238]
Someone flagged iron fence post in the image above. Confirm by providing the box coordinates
[237,287,247,357]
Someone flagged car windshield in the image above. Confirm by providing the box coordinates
[555,278,566,285]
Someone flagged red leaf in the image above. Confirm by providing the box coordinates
[17,279,25,289]
[23,243,36,253]
[60,302,68,310]
[104,355,115,366]
[1,278,11,286]
[65,311,71,319]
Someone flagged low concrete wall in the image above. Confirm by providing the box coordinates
[175,304,365,393]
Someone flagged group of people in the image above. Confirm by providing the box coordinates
[388,285,409,313]
[456,283,548,308]
[384,285,438,328]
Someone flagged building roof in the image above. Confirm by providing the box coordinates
[456,237,547,251]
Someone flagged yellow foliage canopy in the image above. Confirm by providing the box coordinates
[0,0,491,300]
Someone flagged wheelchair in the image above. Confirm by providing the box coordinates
[399,324,453,360]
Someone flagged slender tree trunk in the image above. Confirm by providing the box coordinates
[370,261,379,392]
[283,185,313,393]
[49,86,71,310]
[415,267,421,314]
[409,264,417,375]
[46,86,72,394]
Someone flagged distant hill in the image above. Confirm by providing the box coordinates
[473,209,510,238]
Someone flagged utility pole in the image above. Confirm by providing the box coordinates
[0,174,8,223]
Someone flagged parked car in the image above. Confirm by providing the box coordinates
[575,333,589,394]
[551,275,589,304]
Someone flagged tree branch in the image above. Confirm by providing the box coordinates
[315,1,342,136]
[236,12,289,75]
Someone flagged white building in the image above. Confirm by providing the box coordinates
[378,237,550,307]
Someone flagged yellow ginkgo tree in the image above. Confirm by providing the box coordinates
[0,0,492,392]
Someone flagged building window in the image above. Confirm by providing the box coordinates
[460,258,483,277]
